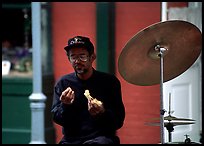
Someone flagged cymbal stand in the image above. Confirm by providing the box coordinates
[155,44,167,144]
[166,93,174,142]
[165,122,174,142]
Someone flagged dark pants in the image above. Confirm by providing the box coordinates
[59,135,120,144]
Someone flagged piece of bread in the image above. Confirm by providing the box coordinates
[84,90,102,106]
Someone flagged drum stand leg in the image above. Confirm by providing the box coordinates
[156,45,167,144]
[165,123,174,142]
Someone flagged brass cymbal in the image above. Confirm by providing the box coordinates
[150,115,195,121]
[145,121,195,127]
[164,115,195,121]
[118,20,202,86]
[164,121,195,126]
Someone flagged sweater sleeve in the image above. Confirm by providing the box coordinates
[51,83,73,126]
[93,76,125,132]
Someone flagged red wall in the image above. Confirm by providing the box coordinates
[115,2,161,144]
[52,2,96,81]
[51,2,96,143]
[51,2,188,144]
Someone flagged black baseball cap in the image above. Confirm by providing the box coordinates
[64,36,94,54]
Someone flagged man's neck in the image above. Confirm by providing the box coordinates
[77,67,94,80]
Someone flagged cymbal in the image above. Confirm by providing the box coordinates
[150,115,195,121]
[164,115,195,121]
[145,121,195,127]
[118,20,202,86]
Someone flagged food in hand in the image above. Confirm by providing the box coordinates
[84,90,102,106]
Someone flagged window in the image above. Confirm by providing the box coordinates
[2,3,32,76]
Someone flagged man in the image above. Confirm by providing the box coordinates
[51,36,125,144]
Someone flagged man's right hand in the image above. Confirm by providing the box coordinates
[60,87,75,104]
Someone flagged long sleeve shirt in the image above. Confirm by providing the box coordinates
[51,69,125,142]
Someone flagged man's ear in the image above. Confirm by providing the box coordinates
[91,53,96,61]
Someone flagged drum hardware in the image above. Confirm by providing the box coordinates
[145,121,195,143]
[118,20,202,144]
[184,134,191,144]
[150,115,196,122]
[147,93,195,142]
[165,121,195,143]
[166,134,202,144]
[163,141,201,144]
[163,135,202,144]
[150,93,195,122]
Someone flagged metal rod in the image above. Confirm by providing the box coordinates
[168,93,171,115]
[157,45,165,144]
[168,93,171,142]
[168,131,172,142]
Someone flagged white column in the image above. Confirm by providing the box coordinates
[161,2,167,21]
[29,2,47,144]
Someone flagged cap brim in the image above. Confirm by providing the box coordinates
[64,43,87,51]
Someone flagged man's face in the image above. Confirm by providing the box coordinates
[68,47,93,74]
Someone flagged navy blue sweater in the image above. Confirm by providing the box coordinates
[51,69,125,142]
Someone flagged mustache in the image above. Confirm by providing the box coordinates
[73,63,84,68]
